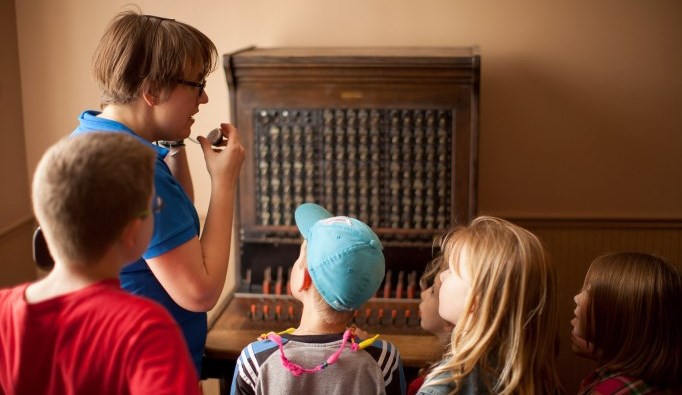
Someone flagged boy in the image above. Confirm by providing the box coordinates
[231,203,406,395]
[0,133,200,394]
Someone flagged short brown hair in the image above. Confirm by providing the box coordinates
[309,284,354,326]
[92,10,218,104]
[32,133,156,264]
[582,252,681,387]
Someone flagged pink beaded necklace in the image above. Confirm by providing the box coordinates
[262,326,380,377]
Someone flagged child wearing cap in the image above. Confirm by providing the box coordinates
[230,203,406,395]
[0,133,199,394]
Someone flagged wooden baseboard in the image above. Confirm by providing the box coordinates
[508,217,682,229]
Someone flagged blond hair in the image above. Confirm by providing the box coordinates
[32,133,156,264]
[420,253,447,291]
[425,216,562,394]
[581,252,681,387]
[92,10,218,104]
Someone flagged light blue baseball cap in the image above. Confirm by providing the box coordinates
[295,203,385,311]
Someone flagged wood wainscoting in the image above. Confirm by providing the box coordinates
[0,215,37,287]
[512,218,682,394]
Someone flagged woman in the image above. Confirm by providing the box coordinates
[72,11,245,374]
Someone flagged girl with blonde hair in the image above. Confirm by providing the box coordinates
[418,216,562,394]
[572,252,681,394]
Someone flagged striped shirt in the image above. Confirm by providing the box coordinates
[231,332,406,395]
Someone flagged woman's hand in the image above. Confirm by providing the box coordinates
[198,123,245,186]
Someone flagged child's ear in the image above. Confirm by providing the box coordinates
[142,91,157,107]
[119,218,146,258]
[299,270,312,292]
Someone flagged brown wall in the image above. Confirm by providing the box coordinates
[7,0,682,392]
[13,1,682,220]
[0,0,34,287]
